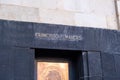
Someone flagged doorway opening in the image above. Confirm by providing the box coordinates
[35,48,84,80]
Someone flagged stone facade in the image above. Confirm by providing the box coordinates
[0,0,120,30]
[0,20,120,80]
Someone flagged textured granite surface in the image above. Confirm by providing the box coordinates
[0,19,120,80]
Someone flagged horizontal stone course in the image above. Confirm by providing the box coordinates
[0,0,118,29]
[0,4,39,22]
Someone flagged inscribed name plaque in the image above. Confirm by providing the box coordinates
[35,33,83,41]
[37,62,69,80]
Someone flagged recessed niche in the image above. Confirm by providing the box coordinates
[35,49,84,80]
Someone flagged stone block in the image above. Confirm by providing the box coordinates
[59,0,76,11]
[0,4,39,22]
[106,15,118,30]
[99,29,120,52]
[0,46,12,80]
[75,0,91,13]
[0,21,4,45]
[114,54,120,77]
[2,20,34,47]
[74,13,107,28]
[39,9,75,25]
[83,28,101,51]
[74,0,117,30]
[13,47,34,80]
[87,52,102,76]
[0,0,21,5]
[89,0,115,15]
[101,53,116,77]
[0,46,34,80]
[21,0,58,9]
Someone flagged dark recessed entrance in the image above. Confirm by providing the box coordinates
[35,49,84,80]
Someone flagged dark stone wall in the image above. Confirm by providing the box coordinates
[0,19,120,80]
[0,46,34,80]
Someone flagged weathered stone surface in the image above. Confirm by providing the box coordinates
[0,19,120,52]
[0,0,118,29]
[0,4,39,22]
[83,28,101,51]
[13,47,34,80]
[106,15,118,30]
[87,52,102,76]
[39,9,75,26]
[0,0,21,5]
[0,46,34,80]
[0,46,13,80]
[0,21,4,45]
[101,53,116,77]
[1,20,34,47]
[21,0,58,9]
[74,13,107,29]
[0,19,120,80]
[61,0,76,11]
[99,29,120,53]
[33,23,84,50]
[114,54,120,77]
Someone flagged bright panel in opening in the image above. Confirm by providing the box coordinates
[37,62,69,80]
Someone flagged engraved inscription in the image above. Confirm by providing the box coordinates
[35,33,83,41]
